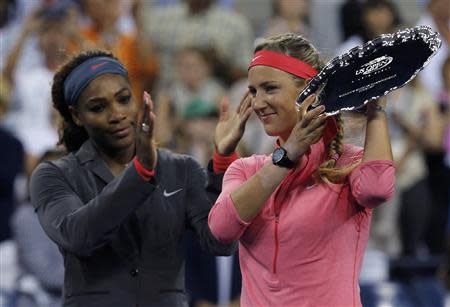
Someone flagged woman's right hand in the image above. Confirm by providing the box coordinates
[136,91,157,170]
[283,94,327,161]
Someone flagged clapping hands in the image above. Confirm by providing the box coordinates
[214,91,253,155]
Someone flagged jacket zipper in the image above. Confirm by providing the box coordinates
[272,214,280,274]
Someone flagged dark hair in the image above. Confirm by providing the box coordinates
[0,0,17,28]
[361,0,401,41]
[254,34,359,183]
[271,0,310,25]
[51,49,122,152]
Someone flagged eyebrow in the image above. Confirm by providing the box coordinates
[86,87,130,103]
[248,81,277,89]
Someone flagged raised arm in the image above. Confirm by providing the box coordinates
[362,97,393,162]
[349,97,395,208]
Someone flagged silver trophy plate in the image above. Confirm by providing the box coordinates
[297,26,442,115]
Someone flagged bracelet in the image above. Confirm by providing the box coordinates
[367,103,387,115]
[133,157,156,181]
[212,151,238,173]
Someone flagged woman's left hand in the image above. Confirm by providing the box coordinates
[214,92,253,155]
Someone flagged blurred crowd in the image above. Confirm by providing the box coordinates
[0,0,449,306]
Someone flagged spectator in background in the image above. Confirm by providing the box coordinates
[184,230,241,307]
[339,0,364,41]
[259,0,310,39]
[391,73,449,257]
[181,101,219,165]
[80,0,159,98]
[153,46,225,162]
[336,0,401,56]
[11,149,66,307]
[416,0,449,97]
[385,79,440,256]
[171,47,225,118]
[143,0,253,86]
[443,54,450,166]
[0,75,24,243]
[440,53,450,290]
[0,0,20,71]
[3,2,77,174]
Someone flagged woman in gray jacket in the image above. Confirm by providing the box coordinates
[30,49,252,307]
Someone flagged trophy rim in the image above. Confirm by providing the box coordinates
[296,25,442,116]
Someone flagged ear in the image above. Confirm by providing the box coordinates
[69,106,83,127]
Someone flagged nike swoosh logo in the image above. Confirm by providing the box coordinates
[90,62,107,71]
[251,55,262,63]
[163,188,183,197]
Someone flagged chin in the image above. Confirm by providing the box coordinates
[111,136,135,149]
[263,125,280,137]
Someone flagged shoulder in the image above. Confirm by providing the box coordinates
[31,154,77,182]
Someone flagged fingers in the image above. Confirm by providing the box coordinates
[219,96,230,121]
[298,94,317,118]
[239,93,252,117]
[141,91,155,134]
[237,90,251,114]
[301,105,326,128]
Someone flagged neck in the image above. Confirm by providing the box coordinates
[99,143,136,169]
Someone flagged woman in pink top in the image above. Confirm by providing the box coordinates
[208,33,395,307]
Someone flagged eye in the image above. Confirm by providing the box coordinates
[248,87,257,97]
[89,103,105,113]
[264,85,278,93]
[118,95,131,104]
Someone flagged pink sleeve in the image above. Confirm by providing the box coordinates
[208,158,252,243]
[348,160,396,208]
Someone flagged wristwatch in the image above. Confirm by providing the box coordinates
[272,147,295,169]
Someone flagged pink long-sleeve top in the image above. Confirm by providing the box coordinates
[208,138,395,307]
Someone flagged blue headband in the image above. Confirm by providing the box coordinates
[63,56,128,106]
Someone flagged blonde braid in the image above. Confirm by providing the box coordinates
[317,115,359,183]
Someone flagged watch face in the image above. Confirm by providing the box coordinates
[273,148,285,163]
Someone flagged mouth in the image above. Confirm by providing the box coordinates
[110,126,131,138]
[258,112,276,123]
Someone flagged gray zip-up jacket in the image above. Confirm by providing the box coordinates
[30,140,236,307]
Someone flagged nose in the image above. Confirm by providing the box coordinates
[252,91,267,112]
[109,102,126,123]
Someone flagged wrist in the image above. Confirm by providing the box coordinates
[272,147,296,169]
[213,150,238,173]
[133,157,155,181]
[282,142,303,162]
[215,142,238,157]
[366,101,387,115]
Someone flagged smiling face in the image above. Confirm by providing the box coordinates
[248,65,305,142]
[70,73,138,154]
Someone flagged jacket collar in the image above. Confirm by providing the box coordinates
[75,139,114,183]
